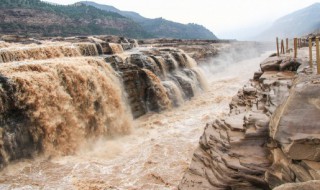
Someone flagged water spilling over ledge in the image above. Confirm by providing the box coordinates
[106,48,207,118]
[0,57,133,167]
[0,36,207,168]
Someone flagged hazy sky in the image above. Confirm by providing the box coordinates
[44,0,320,39]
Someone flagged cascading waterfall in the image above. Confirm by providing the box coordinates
[162,80,184,106]
[120,48,207,114]
[0,42,101,63]
[166,54,180,71]
[150,56,168,78]
[142,69,172,111]
[0,44,80,63]
[74,43,99,56]
[108,43,124,54]
[191,67,209,90]
[0,39,208,169]
[0,57,132,167]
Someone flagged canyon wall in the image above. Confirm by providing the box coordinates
[180,54,320,189]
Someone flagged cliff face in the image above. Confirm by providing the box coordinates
[266,73,320,188]
[180,53,320,189]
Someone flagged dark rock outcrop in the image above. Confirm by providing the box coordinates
[106,48,206,118]
[260,56,301,72]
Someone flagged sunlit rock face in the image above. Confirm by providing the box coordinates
[179,54,320,190]
[266,74,320,189]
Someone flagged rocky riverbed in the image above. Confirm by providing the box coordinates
[2,35,316,190]
[0,35,272,189]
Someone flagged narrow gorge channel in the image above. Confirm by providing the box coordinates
[0,37,271,189]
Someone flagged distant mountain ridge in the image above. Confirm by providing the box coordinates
[80,1,218,40]
[258,3,320,40]
[0,0,217,39]
[0,0,151,38]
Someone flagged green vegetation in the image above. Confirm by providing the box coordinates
[140,18,216,40]
[0,0,123,19]
[0,0,152,38]
[0,0,216,39]
[81,1,217,40]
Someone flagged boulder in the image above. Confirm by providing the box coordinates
[260,56,282,72]
[270,75,320,161]
[260,56,302,72]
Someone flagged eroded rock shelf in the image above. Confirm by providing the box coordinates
[179,52,320,189]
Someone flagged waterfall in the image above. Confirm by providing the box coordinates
[108,43,124,54]
[0,42,102,63]
[0,39,208,169]
[162,80,184,106]
[115,48,207,113]
[151,56,168,78]
[165,54,180,71]
[74,43,99,56]
[0,57,132,167]
[142,69,172,112]
[191,67,209,90]
[0,44,80,63]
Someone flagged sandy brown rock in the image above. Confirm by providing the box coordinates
[180,56,305,190]
[260,56,301,73]
[265,74,320,188]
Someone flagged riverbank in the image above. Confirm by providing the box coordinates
[179,47,320,189]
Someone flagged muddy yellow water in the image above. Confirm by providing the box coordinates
[0,52,271,190]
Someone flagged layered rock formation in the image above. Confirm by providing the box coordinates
[180,54,320,189]
[266,73,320,188]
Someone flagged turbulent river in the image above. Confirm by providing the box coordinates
[0,50,272,190]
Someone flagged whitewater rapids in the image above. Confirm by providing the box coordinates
[0,51,272,190]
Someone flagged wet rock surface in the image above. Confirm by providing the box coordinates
[106,48,205,118]
[180,52,320,189]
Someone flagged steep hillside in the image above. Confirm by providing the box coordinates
[80,1,218,40]
[0,0,151,38]
[258,3,320,40]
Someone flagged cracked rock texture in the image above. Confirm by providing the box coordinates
[180,54,320,189]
